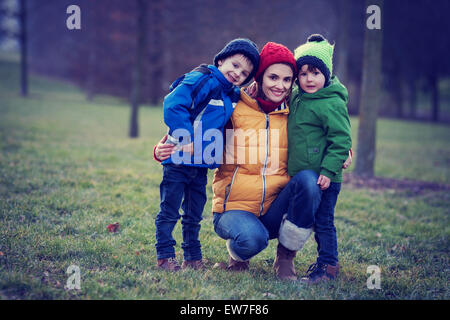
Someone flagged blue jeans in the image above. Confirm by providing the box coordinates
[155,164,207,261]
[213,170,341,265]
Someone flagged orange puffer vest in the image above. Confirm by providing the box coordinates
[212,89,290,217]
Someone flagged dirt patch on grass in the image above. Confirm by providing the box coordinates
[343,173,450,194]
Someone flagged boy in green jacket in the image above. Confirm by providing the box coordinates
[287,34,352,283]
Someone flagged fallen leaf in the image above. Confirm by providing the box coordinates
[107,222,120,233]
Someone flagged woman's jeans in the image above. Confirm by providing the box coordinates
[155,164,208,261]
[213,169,341,265]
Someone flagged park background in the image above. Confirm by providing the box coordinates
[0,0,449,300]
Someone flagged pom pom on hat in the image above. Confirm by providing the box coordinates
[307,34,326,42]
[294,34,334,86]
[213,38,260,85]
[254,42,297,81]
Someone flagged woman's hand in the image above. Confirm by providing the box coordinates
[154,135,193,162]
[245,81,258,98]
[154,135,175,161]
[342,149,353,169]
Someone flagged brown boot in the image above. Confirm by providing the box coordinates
[181,259,205,270]
[214,255,249,271]
[273,243,297,280]
[157,257,181,272]
[227,255,249,271]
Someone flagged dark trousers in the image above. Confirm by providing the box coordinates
[262,170,341,265]
[155,164,207,261]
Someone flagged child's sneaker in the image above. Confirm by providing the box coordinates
[157,258,181,272]
[300,262,339,284]
[181,260,205,270]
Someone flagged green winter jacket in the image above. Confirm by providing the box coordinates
[288,76,352,182]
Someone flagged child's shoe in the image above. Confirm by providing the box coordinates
[157,257,181,272]
[300,262,339,284]
[181,259,205,270]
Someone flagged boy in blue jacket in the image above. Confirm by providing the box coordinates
[154,39,259,271]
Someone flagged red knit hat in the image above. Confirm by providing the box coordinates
[254,42,298,81]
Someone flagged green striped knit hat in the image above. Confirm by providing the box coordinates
[294,34,334,86]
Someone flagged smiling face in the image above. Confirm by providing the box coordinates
[217,53,254,86]
[298,64,326,94]
[260,63,294,104]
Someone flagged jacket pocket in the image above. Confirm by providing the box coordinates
[307,146,320,164]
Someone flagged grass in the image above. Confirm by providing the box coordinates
[0,57,449,300]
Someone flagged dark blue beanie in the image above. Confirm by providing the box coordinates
[213,38,260,85]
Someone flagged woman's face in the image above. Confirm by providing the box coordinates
[261,63,293,103]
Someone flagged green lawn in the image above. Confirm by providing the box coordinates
[0,58,449,300]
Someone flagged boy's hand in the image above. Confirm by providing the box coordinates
[246,81,258,98]
[317,175,331,190]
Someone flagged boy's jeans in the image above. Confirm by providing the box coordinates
[213,170,341,265]
[155,164,207,261]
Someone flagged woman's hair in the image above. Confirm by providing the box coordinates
[256,62,295,102]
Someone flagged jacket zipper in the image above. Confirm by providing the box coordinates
[259,114,270,216]
[223,166,239,211]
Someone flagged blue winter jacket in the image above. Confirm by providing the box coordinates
[162,65,240,168]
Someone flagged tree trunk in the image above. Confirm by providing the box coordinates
[19,0,28,97]
[148,0,162,106]
[85,1,97,102]
[394,69,403,118]
[129,0,147,138]
[355,0,384,177]
[336,0,351,84]
[430,74,439,122]
[407,79,417,119]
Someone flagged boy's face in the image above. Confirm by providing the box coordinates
[298,64,326,94]
[217,53,253,86]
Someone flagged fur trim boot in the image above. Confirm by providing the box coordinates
[278,218,313,251]
[273,242,297,280]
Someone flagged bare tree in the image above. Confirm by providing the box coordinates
[129,0,147,138]
[354,0,383,177]
[19,0,27,96]
[335,0,351,85]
